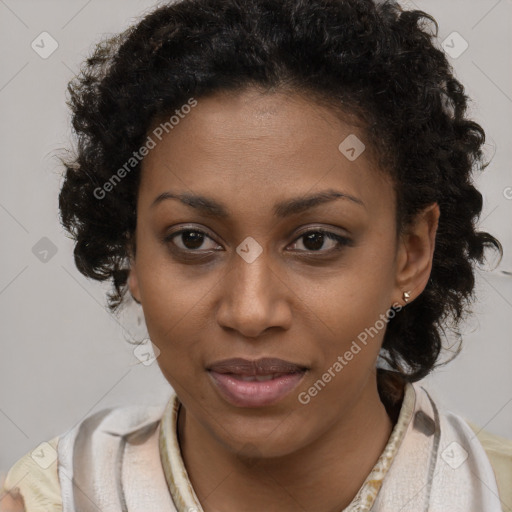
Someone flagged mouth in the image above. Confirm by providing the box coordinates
[206,357,308,408]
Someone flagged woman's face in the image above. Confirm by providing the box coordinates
[129,88,427,458]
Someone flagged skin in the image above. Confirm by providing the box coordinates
[0,493,24,512]
[128,87,440,512]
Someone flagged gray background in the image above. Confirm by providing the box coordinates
[1,0,511,473]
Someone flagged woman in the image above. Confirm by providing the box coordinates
[1,0,511,510]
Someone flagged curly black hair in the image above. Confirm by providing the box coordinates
[58,0,503,382]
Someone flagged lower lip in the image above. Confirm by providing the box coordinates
[208,371,306,408]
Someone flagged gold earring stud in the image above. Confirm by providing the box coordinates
[403,291,411,304]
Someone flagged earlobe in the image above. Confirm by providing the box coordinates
[394,202,440,306]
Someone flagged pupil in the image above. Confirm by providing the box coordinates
[304,232,324,251]
[183,231,204,249]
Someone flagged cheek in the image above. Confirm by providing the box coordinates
[135,239,201,328]
[135,252,217,381]
[318,286,391,348]
[301,244,396,374]
[308,265,394,344]
[297,292,387,416]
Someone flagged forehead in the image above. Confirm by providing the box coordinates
[138,88,394,218]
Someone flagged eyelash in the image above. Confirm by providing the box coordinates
[163,227,352,256]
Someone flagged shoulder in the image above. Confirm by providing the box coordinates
[0,436,62,512]
[0,402,167,512]
[466,420,512,512]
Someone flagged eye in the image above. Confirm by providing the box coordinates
[164,227,352,255]
[288,229,351,253]
[165,228,221,251]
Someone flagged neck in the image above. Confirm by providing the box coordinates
[177,373,398,512]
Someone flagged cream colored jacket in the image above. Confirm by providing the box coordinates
[1,383,511,511]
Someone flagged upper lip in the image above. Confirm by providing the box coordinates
[207,357,308,376]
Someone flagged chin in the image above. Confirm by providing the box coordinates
[213,415,311,460]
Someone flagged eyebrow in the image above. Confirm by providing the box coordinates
[150,189,365,218]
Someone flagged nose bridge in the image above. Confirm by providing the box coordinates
[216,244,290,337]
[230,246,274,309]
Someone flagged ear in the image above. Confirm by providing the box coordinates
[127,242,141,303]
[128,263,141,304]
[393,202,440,306]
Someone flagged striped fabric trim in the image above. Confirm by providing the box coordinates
[158,384,417,512]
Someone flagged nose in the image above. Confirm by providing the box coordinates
[215,249,293,339]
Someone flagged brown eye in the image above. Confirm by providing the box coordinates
[166,229,220,251]
[289,230,351,253]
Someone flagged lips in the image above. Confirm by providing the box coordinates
[206,357,308,407]
[206,357,307,376]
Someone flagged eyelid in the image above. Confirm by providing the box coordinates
[163,226,221,248]
[164,224,352,255]
[287,227,352,252]
[292,225,349,239]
